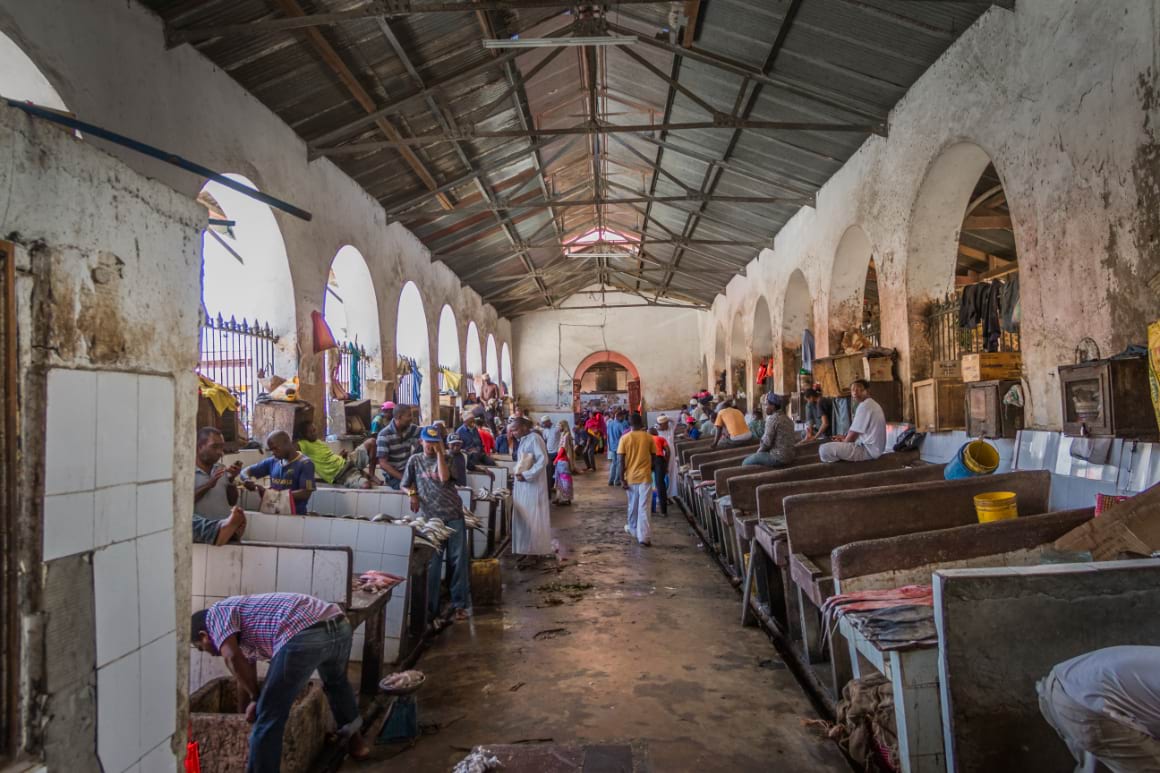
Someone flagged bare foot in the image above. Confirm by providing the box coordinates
[453,608,471,622]
[215,507,247,545]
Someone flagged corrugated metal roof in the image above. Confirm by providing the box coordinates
[144,0,1009,315]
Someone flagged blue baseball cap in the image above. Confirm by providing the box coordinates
[765,392,784,408]
[419,425,442,442]
[446,432,463,445]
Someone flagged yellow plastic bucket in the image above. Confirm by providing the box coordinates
[962,440,1000,475]
[975,491,1018,523]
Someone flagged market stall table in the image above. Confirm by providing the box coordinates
[346,583,394,697]
[836,609,943,773]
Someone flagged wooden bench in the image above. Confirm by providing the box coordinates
[743,464,946,654]
[733,451,922,516]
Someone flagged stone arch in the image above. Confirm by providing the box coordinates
[485,334,499,383]
[0,31,69,111]
[728,311,747,408]
[501,342,513,395]
[198,173,298,378]
[437,305,461,371]
[752,295,774,394]
[780,269,815,393]
[904,140,1007,381]
[324,245,383,378]
[572,351,642,413]
[465,321,483,397]
[828,224,877,352]
[395,280,431,418]
[712,323,727,392]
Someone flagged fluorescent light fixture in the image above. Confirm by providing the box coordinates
[567,252,636,259]
[482,35,637,49]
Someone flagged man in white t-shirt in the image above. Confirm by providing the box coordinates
[819,379,886,463]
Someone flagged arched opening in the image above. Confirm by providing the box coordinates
[437,305,461,405]
[0,33,68,111]
[729,313,747,411]
[781,269,815,393]
[197,174,297,433]
[485,334,500,391]
[712,323,727,393]
[395,281,430,416]
[572,351,642,414]
[829,225,881,351]
[752,296,774,397]
[501,342,513,396]
[323,246,382,411]
[907,143,1020,380]
[465,321,483,398]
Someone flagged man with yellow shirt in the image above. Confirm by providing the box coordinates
[711,398,754,449]
[297,423,375,489]
[616,413,656,546]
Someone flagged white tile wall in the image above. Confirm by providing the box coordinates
[44,368,97,496]
[97,651,141,773]
[96,372,140,488]
[43,491,95,561]
[238,546,277,595]
[94,540,139,668]
[275,548,313,595]
[138,633,176,755]
[46,368,181,773]
[136,375,174,483]
[137,530,175,645]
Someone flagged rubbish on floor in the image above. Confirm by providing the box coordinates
[379,670,426,695]
[452,746,503,773]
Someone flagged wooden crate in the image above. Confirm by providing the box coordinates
[1059,359,1158,439]
[933,360,962,379]
[813,357,841,397]
[863,356,893,382]
[912,378,966,432]
[966,379,1024,439]
[961,352,1022,383]
[872,381,904,422]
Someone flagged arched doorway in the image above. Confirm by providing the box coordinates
[829,225,880,351]
[907,143,1020,381]
[323,246,381,415]
[572,351,642,414]
[729,313,747,411]
[712,323,727,393]
[465,321,483,397]
[781,269,815,393]
[395,281,430,417]
[485,334,500,391]
[197,174,297,432]
[0,32,68,111]
[501,342,513,396]
[752,296,773,397]
[437,305,461,401]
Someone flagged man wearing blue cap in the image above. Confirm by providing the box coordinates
[742,393,798,469]
[402,425,471,621]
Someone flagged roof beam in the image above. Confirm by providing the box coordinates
[167,1,666,44]
[313,118,884,152]
[270,0,453,209]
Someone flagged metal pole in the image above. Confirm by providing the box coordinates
[3,99,313,221]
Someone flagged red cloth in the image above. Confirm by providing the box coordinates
[310,309,338,353]
[479,427,496,454]
[554,447,569,464]
[652,435,669,457]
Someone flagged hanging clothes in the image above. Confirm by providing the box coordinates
[959,284,984,328]
[439,368,463,392]
[311,310,338,353]
[999,275,1020,332]
[980,281,1002,351]
[347,343,362,399]
[801,330,815,374]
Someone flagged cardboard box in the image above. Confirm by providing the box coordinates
[1053,482,1160,560]
[863,356,893,382]
[962,352,1022,382]
[933,360,962,379]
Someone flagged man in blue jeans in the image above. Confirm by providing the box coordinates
[191,593,369,771]
[605,409,629,486]
[403,426,472,622]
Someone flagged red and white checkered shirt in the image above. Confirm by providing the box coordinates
[205,593,342,662]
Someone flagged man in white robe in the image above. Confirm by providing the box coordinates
[656,414,680,500]
[510,417,553,559]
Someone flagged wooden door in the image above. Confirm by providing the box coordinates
[627,379,641,414]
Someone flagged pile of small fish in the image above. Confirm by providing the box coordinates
[353,570,404,594]
[378,669,425,692]
[451,747,502,773]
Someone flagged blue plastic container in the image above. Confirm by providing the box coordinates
[944,440,1000,480]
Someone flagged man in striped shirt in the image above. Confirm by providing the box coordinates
[191,593,368,770]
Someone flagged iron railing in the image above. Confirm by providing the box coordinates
[198,313,279,433]
[330,341,369,398]
[925,288,1020,363]
[860,319,881,348]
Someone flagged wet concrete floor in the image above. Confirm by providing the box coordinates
[354,466,848,772]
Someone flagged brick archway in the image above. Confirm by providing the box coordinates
[572,350,642,413]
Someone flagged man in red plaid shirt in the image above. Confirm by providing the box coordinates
[191,593,370,770]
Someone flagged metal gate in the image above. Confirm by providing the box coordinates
[197,312,279,432]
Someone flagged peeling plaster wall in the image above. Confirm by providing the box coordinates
[0,0,512,422]
[1,105,202,770]
[700,0,1160,429]
[511,291,703,412]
